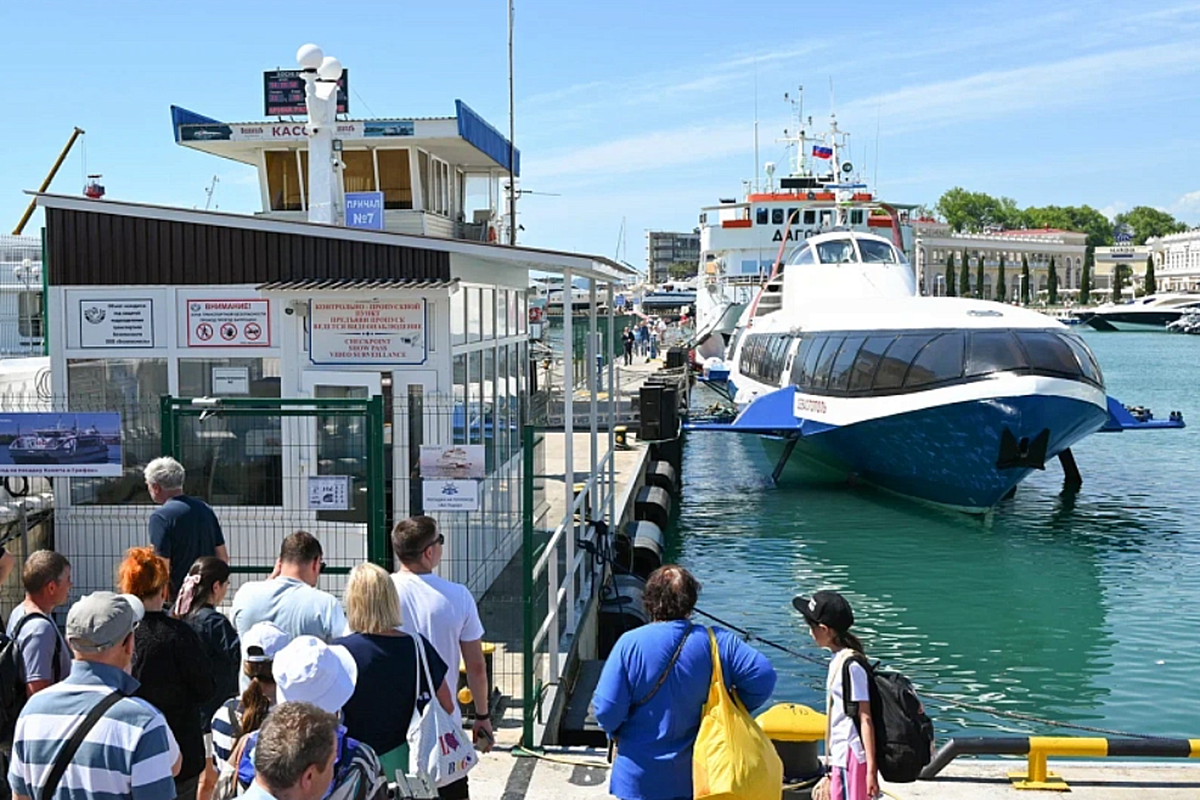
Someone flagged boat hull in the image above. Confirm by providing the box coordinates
[1084,312,1182,331]
[762,393,1108,512]
[10,445,109,464]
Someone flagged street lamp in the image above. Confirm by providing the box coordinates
[297,43,343,224]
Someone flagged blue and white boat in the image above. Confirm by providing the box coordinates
[690,229,1182,512]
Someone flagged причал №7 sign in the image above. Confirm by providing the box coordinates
[345,192,384,230]
[308,300,426,365]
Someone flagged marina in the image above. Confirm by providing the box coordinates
[3,6,1200,798]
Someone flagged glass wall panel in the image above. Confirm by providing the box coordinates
[467,288,481,342]
[377,149,413,209]
[265,151,303,211]
[482,288,495,339]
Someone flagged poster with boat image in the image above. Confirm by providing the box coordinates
[419,445,485,480]
[0,413,122,476]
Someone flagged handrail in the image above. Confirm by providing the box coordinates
[531,450,614,580]
[921,735,1200,790]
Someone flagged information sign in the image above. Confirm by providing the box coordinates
[423,479,479,512]
[345,192,384,231]
[79,299,154,349]
[419,445,485,480]
[187,299,271,347]
[308,475,351,510]
[212,367,250,395]
[0,412,123,476]
[264,69,349,116]
[309,300,426,365]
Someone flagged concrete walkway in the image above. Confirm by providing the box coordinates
[469,726,1200,798]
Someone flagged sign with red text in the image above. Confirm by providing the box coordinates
[187,299,271,347]
[308,300,427,365]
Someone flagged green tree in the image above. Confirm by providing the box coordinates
[667,262,695,280]
[1112,263,1127,302]
[959,250,971,297]
[1047,257,1058,305]
[1114,206,1188,245]
[975,254,985,299]
[945,252,956,296]
[936,187,1023,232]
[1023,205,1114,248]
[1021,256,1031,304]
[1080,250,1092,304]
[996,254,1007,302]
[1145,254,1157,295]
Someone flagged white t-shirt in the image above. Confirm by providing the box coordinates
[391,570,484,724]
[826,650,870,765]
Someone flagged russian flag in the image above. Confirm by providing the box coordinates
[812,145,833,159]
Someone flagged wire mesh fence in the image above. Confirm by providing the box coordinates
[0,235,45,359]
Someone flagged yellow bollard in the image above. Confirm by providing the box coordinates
[1008,737,1107,790]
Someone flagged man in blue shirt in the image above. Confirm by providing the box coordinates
[145,456,228,597]
[593,566,776,800]
[8,591,181,800]
[242,702,339,800]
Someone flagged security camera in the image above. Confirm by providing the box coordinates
[285,306,295,316]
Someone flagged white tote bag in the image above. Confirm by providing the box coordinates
[406,636,478,789]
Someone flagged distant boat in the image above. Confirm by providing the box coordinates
[1080,293,1200,331]
[9,422,109,465]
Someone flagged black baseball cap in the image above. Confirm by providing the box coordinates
[793,590,854,632]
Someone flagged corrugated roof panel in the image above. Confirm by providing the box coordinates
[456,100,520,176]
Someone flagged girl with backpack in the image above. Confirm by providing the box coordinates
[795,590,880,800]
[209,621,290,765]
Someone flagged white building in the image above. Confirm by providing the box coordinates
[913,220,1087,302]
[1146,229,1200,293]
[1092,244,1153,298]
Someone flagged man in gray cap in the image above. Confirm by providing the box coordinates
[7,592,183,800]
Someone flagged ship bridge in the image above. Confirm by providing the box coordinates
[171,101,518,241]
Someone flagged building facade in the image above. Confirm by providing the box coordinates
[1146,229,1200,293]
[646,230,700,283]
[913,221,1088,302]
[1092,244,1152,299]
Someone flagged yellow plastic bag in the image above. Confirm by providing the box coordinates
[692,627,783,800]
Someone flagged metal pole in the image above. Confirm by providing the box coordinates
[607,282,616,528]
[507,0,517,246]
[587,280,598,603]
[562,268,575,636]
[14,127,84,236]
[366,395,387,567]
[521,423,536,746]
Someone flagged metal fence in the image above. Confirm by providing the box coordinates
[0,235,45,358]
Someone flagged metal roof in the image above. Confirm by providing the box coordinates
[258,278,459,291]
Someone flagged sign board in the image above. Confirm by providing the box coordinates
[179,119,416,143]
[307,475,351,510]
[423,479,479,512]
[0,412,122,476]
[79,299,154,349]
[187,299,271,347]
[212,367,250,395]
[264,69,349,116]
[309,300,427,365]
[345,192,384,231]
[364,120,414,137]
[419,445,485,480]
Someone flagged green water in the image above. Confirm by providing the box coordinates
[674,330,1200,738]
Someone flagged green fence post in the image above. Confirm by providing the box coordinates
[160,395,176,458]
[366,395,388,568]
[522,423,536,748]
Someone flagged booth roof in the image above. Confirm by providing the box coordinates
[33,193,634,284]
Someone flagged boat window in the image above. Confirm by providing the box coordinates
[966,331,1027,377]
[874,334,933,390]
[820,210,833,226]
[849,336,895,392]
[792,246,815,266]
[816,240,859,264]
[772,209,784,225]
[787,208,799,225]
[810,335,845,391]
[858,240,899,263]
[799,335,828,388]
[1018,331,1081,378]
[850,209,865,225]
[828,336,866,392]
[1058,333,1102,385]
[756,208,768,225]
[904,333,965,389]
[803,210,816,225]
[792,337,814,384]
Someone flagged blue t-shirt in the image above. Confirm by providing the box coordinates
[149,495,225,596]
[593,622,777,800]
[335,632,448,757]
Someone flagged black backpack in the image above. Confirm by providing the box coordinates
[842,653,934,783]
[0,612,62,742]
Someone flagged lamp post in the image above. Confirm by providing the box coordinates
[296,43,343,224]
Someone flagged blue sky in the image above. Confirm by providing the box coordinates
[4,1,1200,266]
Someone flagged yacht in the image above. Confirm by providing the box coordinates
[689,229,1180,512]
[10,422,110,465]
[1080,294,1200,331]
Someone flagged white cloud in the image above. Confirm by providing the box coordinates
[1099,202,1129,221]
[1173,190,1200,211]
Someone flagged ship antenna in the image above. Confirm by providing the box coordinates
[753,57,760,193]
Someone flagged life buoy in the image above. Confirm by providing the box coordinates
[529,305,545,324]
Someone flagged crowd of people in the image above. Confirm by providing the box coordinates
[621,317,669,366]
[0,457,494,800]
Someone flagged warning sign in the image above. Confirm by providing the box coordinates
[186,299,271,348]
[309,300,426,365]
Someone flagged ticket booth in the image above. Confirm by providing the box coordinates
[37,193,631,598]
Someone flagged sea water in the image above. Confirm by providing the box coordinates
[673,330,1200,738]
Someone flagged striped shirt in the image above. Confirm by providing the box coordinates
[8,660,181,800]
[210,697,272,766]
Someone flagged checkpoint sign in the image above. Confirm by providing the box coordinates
[187,299,271,348]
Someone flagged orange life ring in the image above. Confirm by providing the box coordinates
[529,306,544,323]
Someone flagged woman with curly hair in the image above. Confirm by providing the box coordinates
[118,546,215,800]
